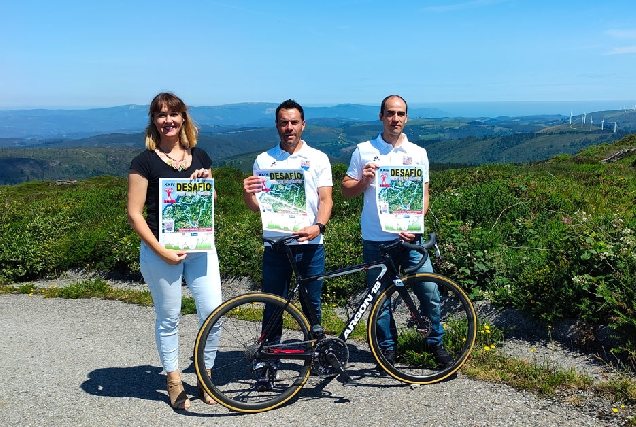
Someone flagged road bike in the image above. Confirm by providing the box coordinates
[193,233,476,412]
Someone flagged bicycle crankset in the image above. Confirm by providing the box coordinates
[312,338,349,377]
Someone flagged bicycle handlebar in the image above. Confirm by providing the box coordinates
[262,232,440,276]
[379,233,439,275]
[262,235,301,249]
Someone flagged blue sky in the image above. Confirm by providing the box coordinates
[2,0,636,111]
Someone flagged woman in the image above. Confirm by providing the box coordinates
[127,92,221,410]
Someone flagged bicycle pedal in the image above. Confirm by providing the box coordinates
[340,375,358,386]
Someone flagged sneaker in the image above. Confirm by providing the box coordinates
[375,348,396,371]
[430,344,454,368]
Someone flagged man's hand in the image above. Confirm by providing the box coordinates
[341,162,380,199]
[243,175,264,194]
[398,231,417,243]
[294,225,321,242]
[361,162,380,186]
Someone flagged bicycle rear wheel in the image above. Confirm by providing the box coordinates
[194,293,312,413]
[368,273,476,383]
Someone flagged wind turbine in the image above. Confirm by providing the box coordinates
[614,122,618,133]
[583,112,586,124]
[570,111,573,125]
[601,119,605,130]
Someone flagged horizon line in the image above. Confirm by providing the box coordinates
[2,99,636,111]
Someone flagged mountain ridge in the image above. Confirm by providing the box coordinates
[1,105,636,185]
[0,103,449,139]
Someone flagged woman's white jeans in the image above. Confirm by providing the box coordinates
[140,242,222,373]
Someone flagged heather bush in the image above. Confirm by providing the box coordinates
[1,136,635,361]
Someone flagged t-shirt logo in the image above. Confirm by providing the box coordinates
[301,160,310,171]
[403,156,413,165]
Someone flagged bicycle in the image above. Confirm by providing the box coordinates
[193,233,477,413]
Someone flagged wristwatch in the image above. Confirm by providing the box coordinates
[315,222,326,234]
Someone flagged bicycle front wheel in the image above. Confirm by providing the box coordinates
[194,293,312,413]
[368,273,477,384]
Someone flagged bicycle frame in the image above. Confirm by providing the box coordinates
[256,238,432,362]
[193,232,476,412]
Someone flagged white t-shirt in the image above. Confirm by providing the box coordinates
[345,133,430,241]
[253,141,333,245]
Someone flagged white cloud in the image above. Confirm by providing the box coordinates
[606,29,636,39]
[604,46,636,55]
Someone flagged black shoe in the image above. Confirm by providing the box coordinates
[255,375,273,392]
[254,363,277,392]
[382,349,396,364]
[430,344,454,368]
[375,348,396,371]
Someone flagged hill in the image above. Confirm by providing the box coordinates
[0,103,449,140]
[2,107,636,184]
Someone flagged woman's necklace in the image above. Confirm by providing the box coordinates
[156,146,189,172]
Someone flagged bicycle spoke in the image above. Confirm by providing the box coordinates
[194,293,312,413]
[369,274,476,383]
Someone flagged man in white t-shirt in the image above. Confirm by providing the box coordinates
[243,99,333,390]
[341,94,453,368]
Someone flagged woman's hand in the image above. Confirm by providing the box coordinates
[190,168,211,179]
[160,248,188,265]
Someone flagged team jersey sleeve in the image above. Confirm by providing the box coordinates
[316,153,333,188]
[345,146,363,180]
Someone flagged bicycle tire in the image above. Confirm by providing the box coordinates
[194,293,312,413]
[368,273,477,383]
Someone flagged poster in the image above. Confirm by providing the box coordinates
[376,165,425,233]
[255,169,310,232]
[158,178,214,251]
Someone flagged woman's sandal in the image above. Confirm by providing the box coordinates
[166,378,191,410]
[198,369,216,405]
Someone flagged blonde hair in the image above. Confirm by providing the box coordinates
[144,92,199,150]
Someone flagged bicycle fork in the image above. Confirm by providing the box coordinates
[393,277,432,336]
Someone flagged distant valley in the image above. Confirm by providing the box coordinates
[0,103,635,185]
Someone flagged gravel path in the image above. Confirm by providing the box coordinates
[0,275,633,426]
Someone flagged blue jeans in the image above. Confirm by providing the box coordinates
[140,242,222,372]
[363,239,444,350]
[261,244,324,343]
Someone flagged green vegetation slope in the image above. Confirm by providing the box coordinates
[1,135,635,364]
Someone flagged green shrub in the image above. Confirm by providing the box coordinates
[2,135,636,362]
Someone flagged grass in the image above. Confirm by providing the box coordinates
[1,279,635,423]
[463,347,636,424]
[2,278,199,314]
[465,320,636,424]
[7,279,152,304]
[463,347,594,395]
